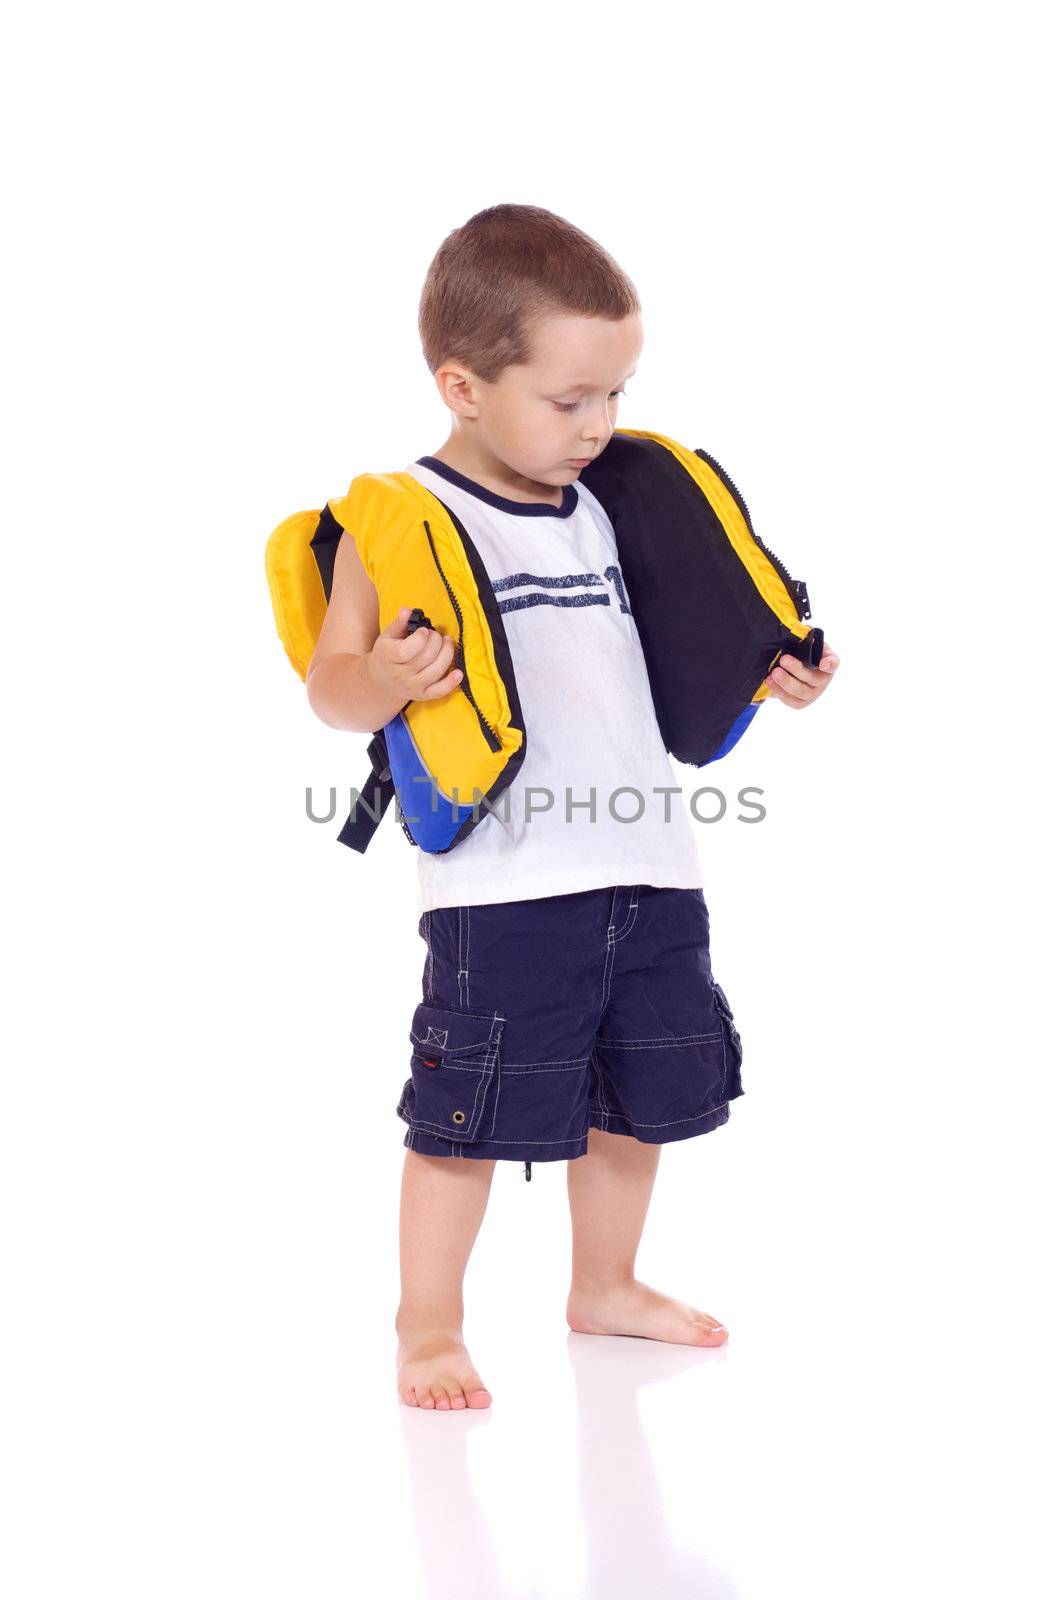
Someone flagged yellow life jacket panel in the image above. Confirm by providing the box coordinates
[265,427,824,855]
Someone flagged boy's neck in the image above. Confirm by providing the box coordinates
[428,443,565,510]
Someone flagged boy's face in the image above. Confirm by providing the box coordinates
[437,311,644,495]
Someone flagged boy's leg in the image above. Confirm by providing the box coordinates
[395,1148,496,1410]
[564,885,739,1348]
[568,1123,659,1287]
[394,892,600,1411]
[565,1126,728,1346]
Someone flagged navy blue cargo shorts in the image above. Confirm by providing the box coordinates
[396,883,744,1169]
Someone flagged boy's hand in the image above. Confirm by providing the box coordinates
[367,607,465,703]
[763,641,840,708]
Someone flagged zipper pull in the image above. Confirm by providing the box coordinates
[525,1161,532,1182]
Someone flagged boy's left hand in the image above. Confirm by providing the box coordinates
[763,642,840,708]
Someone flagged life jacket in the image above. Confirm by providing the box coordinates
[265,426,824,855]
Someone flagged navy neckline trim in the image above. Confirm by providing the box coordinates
[415,456,579,518]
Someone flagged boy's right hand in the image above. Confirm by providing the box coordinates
[367,607,464,702]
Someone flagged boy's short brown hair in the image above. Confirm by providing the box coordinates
[418,203,640,384]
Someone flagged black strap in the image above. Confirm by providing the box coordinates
[798,626,824,670]
[337,731,394,852]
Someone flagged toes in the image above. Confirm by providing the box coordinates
[398,1373,489,1410]
[693,1312,728,1344]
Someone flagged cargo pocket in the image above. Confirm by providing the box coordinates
[398,1001,506,1144]
[712,980,745,1098]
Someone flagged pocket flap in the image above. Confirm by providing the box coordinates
[409,1001,504,1062]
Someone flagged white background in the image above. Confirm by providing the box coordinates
[3,2,1060,1596]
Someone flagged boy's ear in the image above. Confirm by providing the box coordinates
[435,361,479,417]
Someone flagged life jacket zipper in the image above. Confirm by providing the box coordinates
[693,448,812,621]
[423,520,503,752]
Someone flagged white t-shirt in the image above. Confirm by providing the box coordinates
[403,456,705,911]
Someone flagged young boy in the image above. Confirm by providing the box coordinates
[305,204,838,1412]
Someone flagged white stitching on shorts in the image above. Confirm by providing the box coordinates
[409,1059,491,1074]
[612,885,640,943]
[590,1047,613,1129]
[592,1100,730,1130]
[402,1119,588,1150]
[599,941,615,1013]
[600,886,639,1015]
[502,1057,587,1073]
[456,905,469,1009]
[467,1009,501,1137]
[467,1133,587,1146]
[483,1013,505,1138]
[600,920,617,1013]
[595,1029,725,1050]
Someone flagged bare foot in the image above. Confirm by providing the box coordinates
[566,1278,728,1346]
[395,1326,493,1410]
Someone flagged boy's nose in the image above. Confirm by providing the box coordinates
[581,419,612,450]
[582,402,615,445]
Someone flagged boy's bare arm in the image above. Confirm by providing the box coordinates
[306,531,464,733]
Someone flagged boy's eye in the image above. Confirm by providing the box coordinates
[553,389,627,413]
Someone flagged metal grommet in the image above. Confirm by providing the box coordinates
[451,1110,466,1125]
